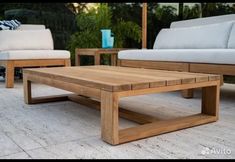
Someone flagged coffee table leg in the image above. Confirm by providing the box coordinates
[202,84,220,119]
[101,91,119,145]
[23,74,69,105]
[23,75,32,104]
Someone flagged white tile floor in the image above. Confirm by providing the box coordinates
[0,79,234,159]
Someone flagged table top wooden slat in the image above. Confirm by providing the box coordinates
[84,66,210,84]
[24,66,220,92]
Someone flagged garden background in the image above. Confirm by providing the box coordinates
[1,3,235,82]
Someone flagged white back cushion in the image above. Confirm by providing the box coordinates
[17,24,46,30]
[153,22,233,49]
[0,29,53,51]
[170,14,235,28]
[227,23,235,48]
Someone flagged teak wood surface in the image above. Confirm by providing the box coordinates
[75,48,134,66]
[119,59,227,98]
[23,65,220,145]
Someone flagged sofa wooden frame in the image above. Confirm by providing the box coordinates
[117,59,228,98]
[0,59,71,88]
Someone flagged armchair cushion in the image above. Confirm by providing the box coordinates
[227,23,235,48]
[17,24,46,30]
[0,29,53,51]
[0,50,70,60]
[118,49,235,65]
[153,21,233,49]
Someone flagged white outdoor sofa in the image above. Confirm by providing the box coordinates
[118,14,235,98]
[0,24,71,88]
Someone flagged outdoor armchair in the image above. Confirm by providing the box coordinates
[0,24,71,88]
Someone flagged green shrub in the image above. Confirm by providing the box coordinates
[67,3,141,65]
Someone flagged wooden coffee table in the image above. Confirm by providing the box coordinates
[23,66,220,145]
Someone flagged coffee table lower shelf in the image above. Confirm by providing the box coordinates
[23,71,220,145]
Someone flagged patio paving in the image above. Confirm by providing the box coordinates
[0,77,234,159]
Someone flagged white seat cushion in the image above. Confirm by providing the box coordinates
[118,49,235,65]
[0,50,70,60]
[153,21,233,49]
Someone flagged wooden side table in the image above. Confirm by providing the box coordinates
[75,48,132,66]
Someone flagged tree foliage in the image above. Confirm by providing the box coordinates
[66,3,88,14]
[183,4,201,19]
[67,3,141,65]
[201,3,235,17]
